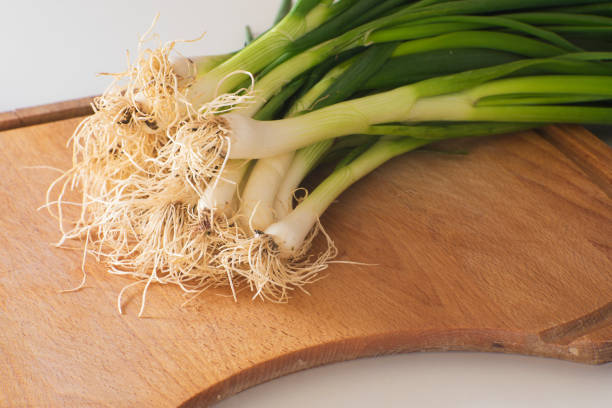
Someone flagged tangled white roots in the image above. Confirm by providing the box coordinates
[215,221,338,302]
[48,34,337,313]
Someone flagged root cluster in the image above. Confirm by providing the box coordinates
[216,223,338,302]
[48,39,337,314]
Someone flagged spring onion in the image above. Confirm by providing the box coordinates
[48,0,612,311]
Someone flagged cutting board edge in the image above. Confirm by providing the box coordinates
[0,97,95,132]
[179,328,611,407]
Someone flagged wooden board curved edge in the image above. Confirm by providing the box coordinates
[0,97,95,131]
[0,110,21,131]
[180,328,611,407]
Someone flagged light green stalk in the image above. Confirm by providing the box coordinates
[188,0,336,106]
[223,59,612,159]
[406,76,612,122]
[237,57,355,230]
[196,0,338,216]
[386,15,583,51]
[274,140,334,219]
[192,53,236,77]
[390,31,567,58]
[286,58,355,115]
[241,42,396,229]
[265,138,430,256]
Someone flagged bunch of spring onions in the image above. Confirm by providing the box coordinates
[49,0,612,314]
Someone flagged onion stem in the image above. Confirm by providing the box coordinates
[189,0,337,106]
[224,70,612,159]
[266,138,430,256]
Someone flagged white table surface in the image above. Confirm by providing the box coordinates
[2,1,611,406]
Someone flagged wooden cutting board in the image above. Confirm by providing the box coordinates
[1,101,611,407]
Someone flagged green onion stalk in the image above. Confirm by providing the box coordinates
[236,42,397,232]
[204,11,595,225]
[186,0,341,106]
[222,68,612,159]
[271,31,600,218]
[159,0,396,217]
[214,46,611,222]
[195,0,438,218]
[240,0,608,116]
[197,7,612,297]
[214,3,608,226]
[169,0,295,86]
[190,0,415,215]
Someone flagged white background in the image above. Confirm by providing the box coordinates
[2,1,611,406]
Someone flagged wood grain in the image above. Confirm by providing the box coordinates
[0,96,95,131]
[0,111,21,131]
[540,301,612,345]
[0,117,610,407]
[539,125,612,199]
